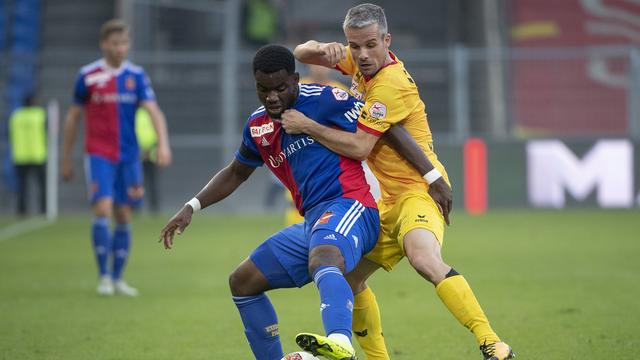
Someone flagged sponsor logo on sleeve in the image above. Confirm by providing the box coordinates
[332,88,349,101]
[250,122,274,137]
[369,102,387,119]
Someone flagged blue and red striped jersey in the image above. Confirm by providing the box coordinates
[236,84,376,215]
[73,59,156,163]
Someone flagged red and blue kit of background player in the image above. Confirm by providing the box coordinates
[73,59,155,205]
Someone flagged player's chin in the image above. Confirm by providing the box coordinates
[362,64,381,76]
[267,110,283,119]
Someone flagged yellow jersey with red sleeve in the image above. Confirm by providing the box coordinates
[335,48,447,204]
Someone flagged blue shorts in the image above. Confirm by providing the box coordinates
[84,155,144,206]
[250,198,380,288]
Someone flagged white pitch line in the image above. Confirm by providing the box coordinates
[0,217,54,243]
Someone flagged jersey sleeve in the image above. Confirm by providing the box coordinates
[72,72,88,105]
[137,70,156,103]
[335,47,357,76]
[317,86,363,133]
[234,120,263,167]
[356,82,409,137]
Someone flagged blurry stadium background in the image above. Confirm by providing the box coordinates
[1,1,639,359]
[2,0,639,214]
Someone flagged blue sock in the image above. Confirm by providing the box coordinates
[233,294,283,360]
[313,266,354,340]
[112,223,131,281]
[92,217,111,277]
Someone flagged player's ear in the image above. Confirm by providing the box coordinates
[292,72,300,84]
[384,33,391,48]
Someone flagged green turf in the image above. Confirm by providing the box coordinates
[1,210,639,359]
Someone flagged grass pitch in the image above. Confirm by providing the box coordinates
[1,210,639,359]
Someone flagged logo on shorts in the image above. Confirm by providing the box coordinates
[314,211,334,227]
[352,235,359,248]
[261,137,270,146]
[415,214,428,223]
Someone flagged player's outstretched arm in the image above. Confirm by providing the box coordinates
[141,100,172,167]
[294,40,346,68]
[61,105,83,181]
[159,159,255,249]
[384,125,453,225]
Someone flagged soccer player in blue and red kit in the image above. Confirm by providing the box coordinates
[62,19,172,297]
[160,45,380,360]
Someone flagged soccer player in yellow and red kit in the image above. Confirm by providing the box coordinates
[283,3,514,360]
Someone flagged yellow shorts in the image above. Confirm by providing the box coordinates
[364,191,445,271]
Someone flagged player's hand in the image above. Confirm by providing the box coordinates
[281,109,312,134]
[61,159,74,182]
[159,205,193,249]
[319,42,347,66]
[428,177,453,226]
[155,143,172,168]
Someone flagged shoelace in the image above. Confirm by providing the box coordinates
[479,342,497,356]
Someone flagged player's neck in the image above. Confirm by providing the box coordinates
[383,51,395,67]
[104,58,125,70]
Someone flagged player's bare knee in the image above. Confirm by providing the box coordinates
[308,244,345,275]
[93,198,112,217]
[228,261,268,296]
[228,268,246,296]
[113,206,131,224]
[228,267,258,297]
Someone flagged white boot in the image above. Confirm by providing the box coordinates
[114,280,139,297]
[96,276,114,296]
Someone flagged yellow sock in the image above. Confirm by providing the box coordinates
[352,287,390,360]
[436,275,501,346]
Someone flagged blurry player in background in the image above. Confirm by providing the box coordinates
[62,19,172,296]
[287,3,514,360]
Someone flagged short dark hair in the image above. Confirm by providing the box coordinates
[253,44,295,75]
[343,3,388,35]
[100,19,128,41]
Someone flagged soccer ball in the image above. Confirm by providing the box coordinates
[280,351,319,360]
